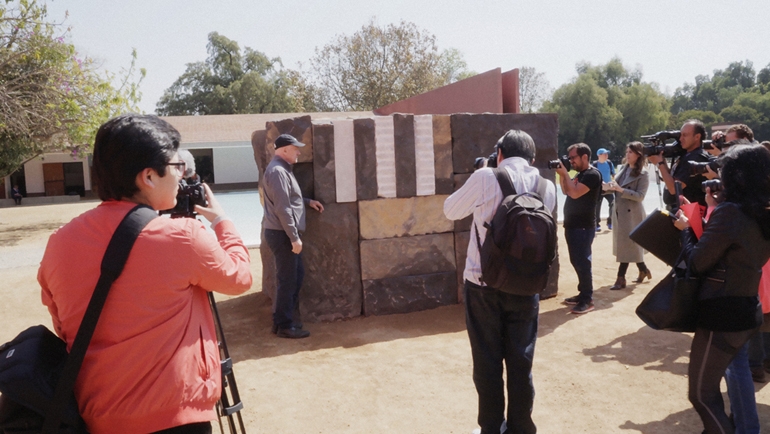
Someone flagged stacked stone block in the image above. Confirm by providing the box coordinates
[256,112,559,322]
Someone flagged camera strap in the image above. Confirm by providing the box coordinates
[42,204,158,434]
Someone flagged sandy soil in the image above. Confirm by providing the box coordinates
[2,201,770,434]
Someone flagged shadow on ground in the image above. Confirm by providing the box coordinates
[582,325,691,376]
[619,403,770,433]
[213,290,467,362]
[0,223,62,247]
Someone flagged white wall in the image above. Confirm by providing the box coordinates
[185,142,258,185]
[24,153,91,195]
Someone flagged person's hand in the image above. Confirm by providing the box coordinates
[647,152,663,166]
[704,165,719,179]
[291,239,303,254]
[308,200,324,213]
[704,187,721,208]
[674,210,690,230]
[554,161,568,178]
[712,131,725,141]
[194,184,226,223]
[679,195,691,206]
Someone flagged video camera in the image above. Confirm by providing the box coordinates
[641,130,686,158]
[548,155,571,171]
[474,151,499,170]
[160,179,207,218]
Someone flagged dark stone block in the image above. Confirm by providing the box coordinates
[363,272,458,316]
[433,115,453,195]
[266,115,313,164]
[312,122,336,204]
[360,233,455,281]
[454,231,469,303]
[251,130,267,183]
[543,245,559,300]
[260,223,277,303]
[452,173,473,232]
[300,202,362,322]
[354,118,377,201]
[393,114,416,198]
[294,162,314,201]
[451,113,559,174]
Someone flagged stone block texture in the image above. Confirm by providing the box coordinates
[433,115,453,195]
[312,121,335,204]
[452,173,473,232]
[363,272,457,316]
[393,114,416,198]
[265,115,313,164]
[454,231,470,303]
[354,118,377,201]
[301,202,362,322]
[358,195,453,240]
[359,233,455,281]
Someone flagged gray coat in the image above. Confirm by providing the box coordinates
[611,165,649,263]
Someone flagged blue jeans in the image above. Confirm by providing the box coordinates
[464,280,538,434]
[264,229,304,329]
[725,342,760,434]
[564,227,595,303]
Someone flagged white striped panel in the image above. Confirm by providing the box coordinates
[374,116,397,198]
[333,119,357,203]
[414,115,436,196]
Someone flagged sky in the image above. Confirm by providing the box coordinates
[44,0,770,115]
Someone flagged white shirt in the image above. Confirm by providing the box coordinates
[443,157,557,286]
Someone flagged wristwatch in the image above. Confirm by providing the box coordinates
[657,161,666,166]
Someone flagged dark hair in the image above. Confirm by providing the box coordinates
[495,130,536,162]
[93,114,180,201]
[725,124,754,142]
[684,119,706,145]
[720,144,770,239]
[623,141,646,178]
[567,143,591,159]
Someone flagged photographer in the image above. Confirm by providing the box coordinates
[555,143,602,314]
[673,145,770,434]
[444,130,556,434]
[648,119,715,208]
[39,114,253,434]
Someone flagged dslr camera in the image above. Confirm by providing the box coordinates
[548,155,571,171]
[474,151,499,170]
[160,179,208,218]
[701,179,723,193]
[641,130,686,158]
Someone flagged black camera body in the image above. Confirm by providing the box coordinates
[160,179,207,218]
[641,130,686,158]
[548,155,571,171]
[474,151,499,170]
[701,179,723,193]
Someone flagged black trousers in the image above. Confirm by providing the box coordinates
[688,327,756,434]
[151,421,212,434]
[264,229,304,329]
[465,280,538,434]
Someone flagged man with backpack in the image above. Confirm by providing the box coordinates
[444,130,556,434]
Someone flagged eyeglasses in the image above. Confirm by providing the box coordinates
[567,155,580,161]
[167,162,186,174]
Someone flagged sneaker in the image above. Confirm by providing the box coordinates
[276,327,310,339]
[571,301,595,314]
[595,226,601,232]
[608,223,613,230]
[564,295,580,305]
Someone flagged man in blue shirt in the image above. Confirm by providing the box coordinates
[593,148,615,231]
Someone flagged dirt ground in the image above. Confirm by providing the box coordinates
[2,201,770,434]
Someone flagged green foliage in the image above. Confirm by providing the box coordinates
[543,57,669,158]
[519,66,552,113]
[667,110,722,131]
[156,32,302,115]
[309,19,471,111]
[0,0,143,179]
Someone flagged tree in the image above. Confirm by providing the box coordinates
[309,19,470,111]
[519,66,552,113]
[0,0,143,179]
[156,32,300,115]
[542,58,669,157]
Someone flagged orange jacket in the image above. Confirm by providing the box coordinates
[39,200,252,434]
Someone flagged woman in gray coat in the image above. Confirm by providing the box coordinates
[606,142,651,289]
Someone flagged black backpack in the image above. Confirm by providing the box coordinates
[474,168,557,296]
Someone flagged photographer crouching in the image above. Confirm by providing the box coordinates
[673,144,770,434]
[647,119,715,209]
[39,114,253,434]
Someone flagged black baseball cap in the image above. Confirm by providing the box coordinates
[274,134,306,149]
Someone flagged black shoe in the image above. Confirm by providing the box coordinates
[564,295,581,305]
[271,324,278,334]
[571,301,595,314]
[276,327,310,339]
[751,366,767,383]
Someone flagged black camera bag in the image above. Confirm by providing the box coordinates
[0,204,157,433]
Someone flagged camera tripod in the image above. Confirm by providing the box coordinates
[208,292,247,434]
